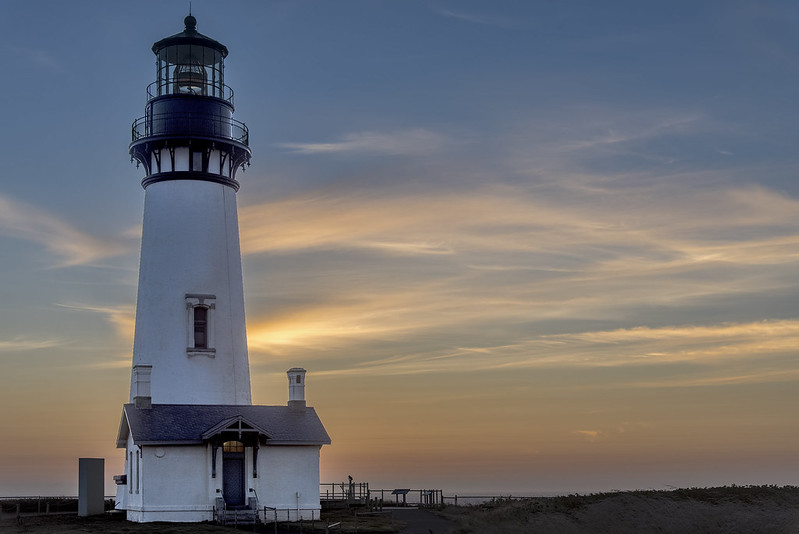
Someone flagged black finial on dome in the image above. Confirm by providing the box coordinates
[184,14,197,31]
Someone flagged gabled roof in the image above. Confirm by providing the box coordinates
[117,404,330,448]
[200,415,271,441]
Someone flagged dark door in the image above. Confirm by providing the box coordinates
[223,454,245,507]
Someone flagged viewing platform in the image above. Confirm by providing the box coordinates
[320,481,444,508]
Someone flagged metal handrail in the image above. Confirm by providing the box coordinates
[260,506,319,521]
[320,481,370,501]
[146,80,234,104]
[131,112,249,145]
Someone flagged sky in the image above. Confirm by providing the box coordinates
[2,0,799,497]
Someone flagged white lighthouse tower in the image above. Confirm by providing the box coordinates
[115,16,329,523]
[128,14,251,405]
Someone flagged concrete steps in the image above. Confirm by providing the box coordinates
[217,507,258,526]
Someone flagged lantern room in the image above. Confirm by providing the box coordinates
[151,15,228,99]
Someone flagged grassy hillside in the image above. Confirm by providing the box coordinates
[439,486,799,533]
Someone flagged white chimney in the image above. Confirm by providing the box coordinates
[132,365,152,409]
[287,368,306,411]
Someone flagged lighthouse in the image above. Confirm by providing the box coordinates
[128,14,251,406]
[115,16,329,523]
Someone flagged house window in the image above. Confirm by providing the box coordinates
[186,294,216,357]
[135,451,140,494]
[296,375,302,384]
[223,441,244,453]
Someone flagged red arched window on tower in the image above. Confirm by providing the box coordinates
[185,294,216,355]
[193,306,208,349]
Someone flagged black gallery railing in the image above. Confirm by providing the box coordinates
[146,80,235,104]
[131,112,249,145]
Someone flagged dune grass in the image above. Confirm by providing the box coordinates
[438,486,799,533]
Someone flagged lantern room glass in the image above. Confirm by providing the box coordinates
[156,44,224,99]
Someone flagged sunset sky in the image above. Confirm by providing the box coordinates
[2,0,799,497]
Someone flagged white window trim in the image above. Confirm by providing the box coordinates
[186,294,216,358]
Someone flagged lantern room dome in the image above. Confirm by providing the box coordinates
[152,15,228,58]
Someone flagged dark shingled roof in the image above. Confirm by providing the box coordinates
[117,404,330,447]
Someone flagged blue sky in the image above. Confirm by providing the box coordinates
[2,0,799,496]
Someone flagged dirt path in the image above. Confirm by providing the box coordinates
[391,507,455,534]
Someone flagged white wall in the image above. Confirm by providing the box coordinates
[115,449,128,511]
[122,436,142,518]
[256,446,322,521]
[127,444,216,522]
[123,441,323,522]
[130,179,251,405]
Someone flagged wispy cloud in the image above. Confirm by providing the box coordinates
[277,129,449,156]
[627,368,799,389]
[248,101,799,393]
[293,317,799,382]
[0,337,63,352]
[242,176,799,386]
[548,114,702,154]
[571,422,652,443]
[83,353,134,370]
[240,182,799,270]
[573,430,604,442]
[10,46,63,73]
[436,8,517,28]
[501,108,724,187]
[0,194,130,267]
[544,320,799,345]
[56,303,135,341]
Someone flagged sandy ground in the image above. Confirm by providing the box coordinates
[4,487,799,533]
